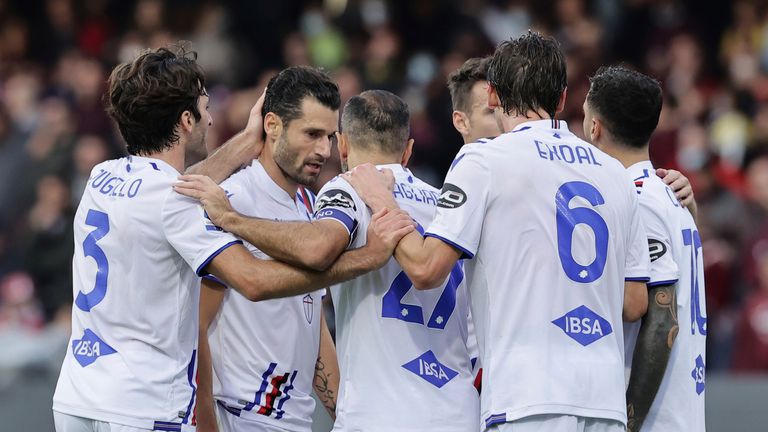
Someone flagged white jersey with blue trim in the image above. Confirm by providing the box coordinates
[425,120,650,430]
[624,161,706,431]
[53,156,240,431]
[315,164,479,432]
[208,160,324,432]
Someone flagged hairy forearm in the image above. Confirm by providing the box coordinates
[220,214,338,270]
[626,284,679,432]
[185,129,258,184]
[243,245,382,301]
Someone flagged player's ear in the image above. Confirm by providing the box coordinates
[452,111,469,137]
[591,117,602,142]
[179,110,195,133]
[556,88,567,114]
[401,138,414,167]
[338,132,350,162]
[487,85,501,109]
[264,112,282,141]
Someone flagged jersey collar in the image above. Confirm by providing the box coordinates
[627,160,655,176]
[127,155,181,176]
[511,119,568,133]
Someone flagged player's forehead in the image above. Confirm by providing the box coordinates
[290,96,339,133]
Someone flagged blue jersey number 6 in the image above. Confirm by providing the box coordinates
[556,181,609,283]
[75,209,110,312]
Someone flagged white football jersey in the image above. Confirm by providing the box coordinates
[53,156,240,430]
[425,120,650,429]
[315,164,479,432]
[207,160,324,432]
[624,161,706,431]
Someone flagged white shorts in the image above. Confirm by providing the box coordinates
[53,411,195,432]
[489,414,625,432]
[216,402,297,432]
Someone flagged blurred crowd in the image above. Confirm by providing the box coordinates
[0,0,766,375]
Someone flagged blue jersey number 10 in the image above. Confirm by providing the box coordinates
[556,181,609,283]
[683,228,707,335]
[75,209,111,312]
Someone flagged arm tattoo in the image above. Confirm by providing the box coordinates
[314,356,337,417]
[626,284,678,432]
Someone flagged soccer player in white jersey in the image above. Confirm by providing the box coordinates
[342,31,651,432]
[583,66,706,432]
[315,90,477,431]
[447,56,503,146]
[53,44,413,432]
[194,66,342,432]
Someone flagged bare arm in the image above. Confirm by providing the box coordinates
[185,91,266,184]
[340,164,462,289]
[624,280,649,322]
[196,280,227,432]
[626,283,679,432]
[174,175,350,271]
[313,312,339,420]
[205,208,414,302]
[392,232,462,290]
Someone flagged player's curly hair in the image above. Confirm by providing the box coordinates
[586,66,662,149]
[106,41,206,156]
[447,56,491,113]
[487,31,566,118]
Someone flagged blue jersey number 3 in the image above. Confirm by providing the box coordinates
[556,181,609,283]
[75,209,110,312]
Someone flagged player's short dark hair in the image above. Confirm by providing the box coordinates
[586,65,662,149]
[447,57,491,113]
[106,42,206,156]
[262,66,340,127]
[341,90,410,155]
[487,31,566,118]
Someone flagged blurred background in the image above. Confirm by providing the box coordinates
[0,0,767,430]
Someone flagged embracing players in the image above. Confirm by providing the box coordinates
[343,31,650,432]
[53,45,412,432]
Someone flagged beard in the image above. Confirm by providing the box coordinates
[273,134,324,187]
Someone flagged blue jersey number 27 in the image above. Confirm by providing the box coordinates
[75,209,111,312]
[556,181,609,283]
[381,224,465,329]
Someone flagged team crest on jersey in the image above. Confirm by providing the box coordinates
[71,328,117,367]
[316,189,356,211]
[402,350,458,388]
[437,183,467,209]
[551,305,613,346]
[691,354,706,395]
[303,294,314,324]
[648,239,667,262]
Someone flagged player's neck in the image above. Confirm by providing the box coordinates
[500,109,551,133]
[347,151,401,170]
[146,143,186,174]
[602,142,650,168]
[259,144,300,197]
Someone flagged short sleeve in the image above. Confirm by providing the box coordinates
[425,147,490,259]
[639,196,680,287]
[313,177,363,245]
[162,190,241,277]
[624,191,651,282]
